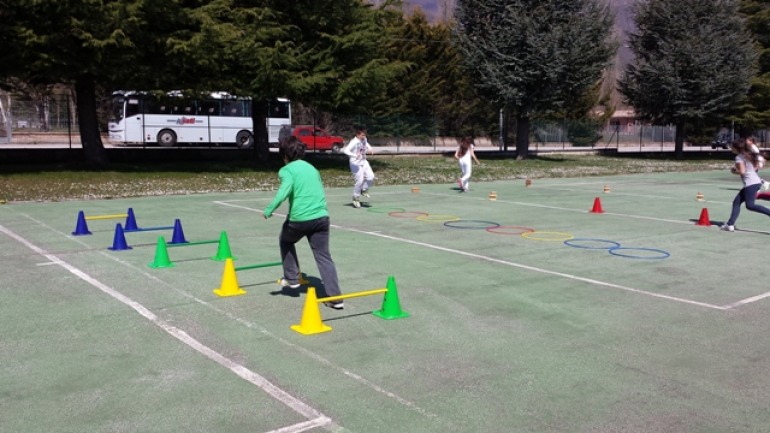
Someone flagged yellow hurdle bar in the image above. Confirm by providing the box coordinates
[317,288,387,304]
[85,213,128,221]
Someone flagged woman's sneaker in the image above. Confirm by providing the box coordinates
[279,278,301,289]
[324,301,344,310]
[720,224,734,232]
[361,190,370,198]
[352,197,361,208]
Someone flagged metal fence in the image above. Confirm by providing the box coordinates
[3,91,765,151]
[1,93,81,145]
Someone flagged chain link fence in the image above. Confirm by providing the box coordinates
[1,92,82,145]
[3,91,765,151]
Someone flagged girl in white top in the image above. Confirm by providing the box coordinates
[721,138,770,231]
[342,128,374,208]
[454,137,481,192]
[747,136,769,191]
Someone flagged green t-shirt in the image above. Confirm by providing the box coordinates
[264,159,329,221]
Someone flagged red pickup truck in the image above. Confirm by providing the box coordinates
[291,125,345,152]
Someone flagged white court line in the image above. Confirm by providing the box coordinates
[264,418,333,433]
[12,211,438,421]
[213,201,727,310]
[722,291,770,310]
[421,191,694,225]
[0,224,338,432]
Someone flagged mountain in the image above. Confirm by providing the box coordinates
[402,0,633,34]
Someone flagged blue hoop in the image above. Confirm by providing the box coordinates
[608,247,670,260]
[564,238,621,250]
[443,220,501,230]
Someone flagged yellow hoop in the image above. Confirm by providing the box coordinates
[520,231,574,242]
[415,214,460,223]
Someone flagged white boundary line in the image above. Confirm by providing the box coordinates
[7,212,439,422]
[213,200,727,311]
[0,223,338,432]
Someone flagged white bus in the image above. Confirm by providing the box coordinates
[108,91,291,148]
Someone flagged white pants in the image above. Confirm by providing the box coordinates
[350,160,374,198]
[459,159,472,190]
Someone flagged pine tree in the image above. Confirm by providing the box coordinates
[619,0,757,158]
[453,0,617,157]
[735,0,770,132]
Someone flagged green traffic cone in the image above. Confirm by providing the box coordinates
[212,231,236,261]
[149,236,174,268]
[373,275,409,320]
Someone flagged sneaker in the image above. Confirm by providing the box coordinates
[762,180,770,192]
[279,278,300,289]
[720,224,734,232]
[324,301,344,310]
[361,190,370,198]
[352,198,361,208]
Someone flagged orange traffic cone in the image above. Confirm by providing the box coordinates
[696,208,711,226]
[590,197,604,213]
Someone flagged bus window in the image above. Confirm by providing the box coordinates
[222,101,243,117]
[268,99,290,119]
[200,100,220,116]
[173,103,195,115]
[125,98,142,117]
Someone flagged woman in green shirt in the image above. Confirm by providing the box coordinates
[264,137,344,309]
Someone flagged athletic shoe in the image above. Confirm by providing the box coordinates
[279,278,301,289]
[324,301,344,310]
[762,180,770,192]
[361,190,370,198]
[720,224,734,232]
[352,198,361,208]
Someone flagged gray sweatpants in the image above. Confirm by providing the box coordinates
[279,216,341,297]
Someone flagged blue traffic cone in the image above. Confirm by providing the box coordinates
[124,208,139,231]
[108,223,132,251]
[72,210,92,236]
[169,219,188,244]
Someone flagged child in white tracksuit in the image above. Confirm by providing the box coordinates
[454,137,480,192]
[343,128,374,208]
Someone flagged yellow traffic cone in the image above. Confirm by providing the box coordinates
[290,287,332,335]
[213,258,246,297]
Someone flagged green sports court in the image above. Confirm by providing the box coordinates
[2,169,770,433]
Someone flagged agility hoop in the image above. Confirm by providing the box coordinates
[443,220,501,230]
[564,238,621,250]
[486,225,535,235]
[521,231,574,242]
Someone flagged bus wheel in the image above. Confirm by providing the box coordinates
[236,131,254,149]
[157,129,177,147]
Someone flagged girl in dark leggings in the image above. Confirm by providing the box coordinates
[721,139,770,232]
